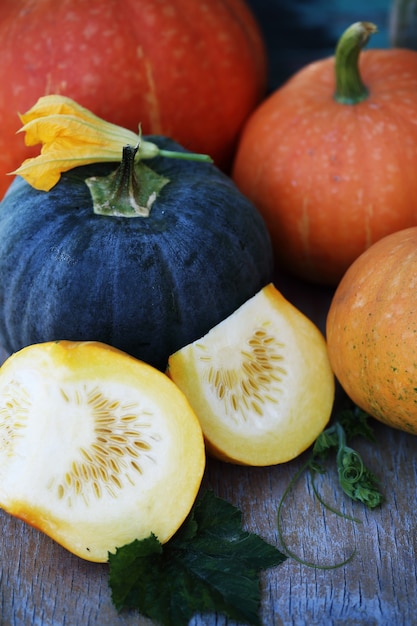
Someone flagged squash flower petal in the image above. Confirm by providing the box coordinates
[10,95,160,191]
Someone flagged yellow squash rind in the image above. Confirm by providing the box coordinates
[168,283,334,466]
[0,340,205,562]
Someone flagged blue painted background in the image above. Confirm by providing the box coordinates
[246,0,392,90]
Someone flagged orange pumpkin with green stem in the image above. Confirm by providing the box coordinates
[233,22,417,286]
[326,226,417,435]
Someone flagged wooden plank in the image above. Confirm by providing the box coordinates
[2,2,411,623]
[2,411,417,625]
[1,272,416,625]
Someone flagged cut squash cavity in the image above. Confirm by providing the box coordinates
[0,340,205,562]
[167,283,335,466]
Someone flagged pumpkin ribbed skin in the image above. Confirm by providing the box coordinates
[0,137,273,370]
[0,0,267,197]
[233,47,417,285]
[326,227,417,434]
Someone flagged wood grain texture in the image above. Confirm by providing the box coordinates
[1,271,416,626]
[1,2,408,624]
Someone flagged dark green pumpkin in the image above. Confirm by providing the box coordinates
[0,136,273,370]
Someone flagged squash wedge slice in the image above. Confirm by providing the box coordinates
[167,283,334,466]
[0,341,205,562]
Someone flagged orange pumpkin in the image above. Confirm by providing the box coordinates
[232,22,417,285]
[326,226,417,435]
[0,0,267,198]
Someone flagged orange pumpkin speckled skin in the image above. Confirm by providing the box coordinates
[0,0,267,198]
[233,47,417,285]
[326,227,417,435]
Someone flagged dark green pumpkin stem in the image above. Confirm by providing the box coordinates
[106,144,144,215]
[85,144,169,218]
[334,21,378,105]
[85,139,212,218]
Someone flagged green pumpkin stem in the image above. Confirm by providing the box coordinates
[85,144,169,218]
[334,21,377,105]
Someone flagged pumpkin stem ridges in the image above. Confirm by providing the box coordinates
[334,22,377,105]
[85,144,169,218]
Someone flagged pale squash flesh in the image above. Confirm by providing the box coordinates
[167,283,335,466]
[0,341,205,562]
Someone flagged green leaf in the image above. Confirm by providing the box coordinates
[338,406,376,443]
[277,403,384,569]
[334,421,383,509]
[312,425,338,457]
[108,491,286,626]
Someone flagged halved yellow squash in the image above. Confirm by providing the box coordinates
[167,283,334,466]
[0,340,205,562]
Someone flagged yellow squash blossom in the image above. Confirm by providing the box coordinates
[11,95,211,192]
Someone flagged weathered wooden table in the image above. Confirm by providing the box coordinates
[1,272,416,626]
[2,4,412,623]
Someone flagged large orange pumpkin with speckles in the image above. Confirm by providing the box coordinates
[326,227,417,435]
[0,0,266,198]
[233,22,417,286]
